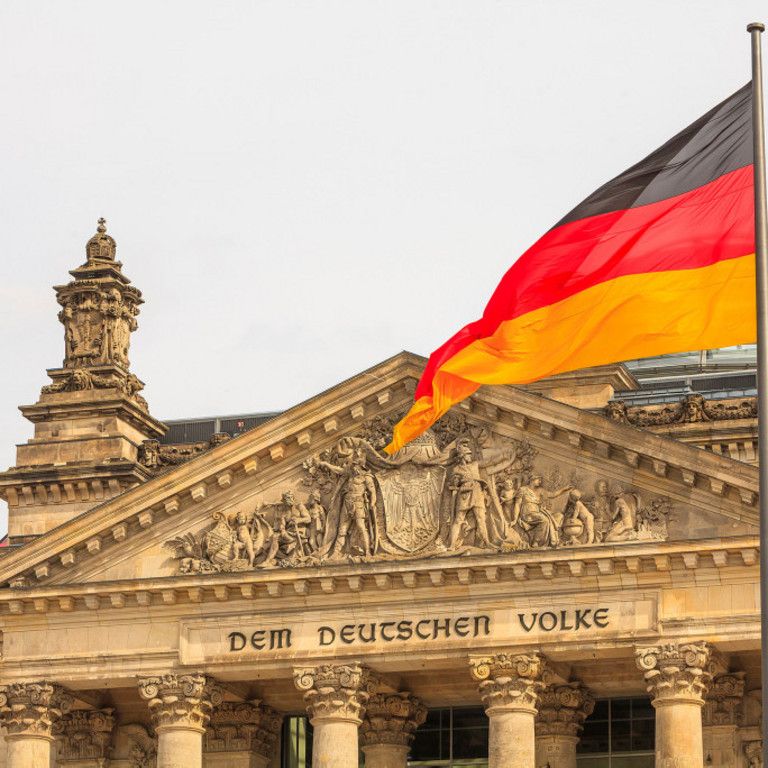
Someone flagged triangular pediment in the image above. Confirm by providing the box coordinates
[0,352,758,590]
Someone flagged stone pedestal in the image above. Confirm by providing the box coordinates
[361,692,427,768]
[0,682,73,768]
[636,642,713,768]
[294,664,376,768]
[138,673,224,768]
[470,653,548,768]
[204,700,282,768]
[535,683,594,768]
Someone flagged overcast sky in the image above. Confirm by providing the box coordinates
[0,0,764,531]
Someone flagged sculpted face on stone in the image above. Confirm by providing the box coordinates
[164,412,673,575]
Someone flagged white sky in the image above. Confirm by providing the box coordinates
[0,0,764,533]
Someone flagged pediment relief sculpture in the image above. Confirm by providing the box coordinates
[138,433,232,473]
[164,412,673,575]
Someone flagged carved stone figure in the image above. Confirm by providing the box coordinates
[560,490,596,545]
[512,474,572,548]
[604,491,639,542]
[306,491,326,551]
[677,393,711,423]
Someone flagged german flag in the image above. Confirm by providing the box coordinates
[387,84,755,454]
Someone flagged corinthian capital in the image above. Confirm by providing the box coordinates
[53,708,115,761]
[469,653,548,714]
[703,672,745,727]
[205,701,282,759]
[745,740,763,768]
[536,682,595,738]
[0,682,73,738]
[293,664,377,724]
[361,692,427,747]
[635,642,712,705]
[138,673,224,731]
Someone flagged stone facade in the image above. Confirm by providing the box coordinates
[0,223,762,767]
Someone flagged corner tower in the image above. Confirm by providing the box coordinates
[0,220,166,543]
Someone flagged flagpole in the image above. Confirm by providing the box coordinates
[748,21,768,753]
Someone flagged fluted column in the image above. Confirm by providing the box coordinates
[360,692,427,768]
[138,673,224,768]
[204,700,282,768]
[535,683,594,768]
[0,682,73,768]
[702,673,745,767]
[294,663,376,768]
[470,653,548,768]
[52,708,115,767]
[635,642,712,768]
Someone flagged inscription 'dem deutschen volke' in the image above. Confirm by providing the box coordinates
[227,606,611,653]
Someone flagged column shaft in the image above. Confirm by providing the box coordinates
[7,736,54,768]
[311,719,358,767]
[362,743,409,768]
[489,710,535,767]
[655,701,704,767]
[156,727,203,768]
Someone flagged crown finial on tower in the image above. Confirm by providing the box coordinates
[86,217,116,262]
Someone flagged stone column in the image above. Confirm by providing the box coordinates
[535,683,594,768]
[204,700,282,768]
[360,692,427,768]
[52,708,115,768]
[635,642,712,768]
[293,663,376,768]
[702,673,745,767]
[470,653,548,768]
[0,682,73,768]
[138,673,224,768]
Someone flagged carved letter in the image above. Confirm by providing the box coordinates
[270,629,291,649]
[229,632,246,652]
[519,613,537,633]
[318,627,336,646]
[575,609,592,629]
[455,617,470,637]
[250,630,266,650]
[380,622,395,641]
[594,608,610,628]
[474,615,491,637]
[416,619,431,640]
[340,625,355,644]
[359,624,376,643]
[433,618,451,639]
[560,610,573,631]
[397,620,413,640]
[539,612,558,632]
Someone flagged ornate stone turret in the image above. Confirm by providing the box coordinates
[0,220,166,543]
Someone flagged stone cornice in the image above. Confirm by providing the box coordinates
[0,535,758,616]
[0,350,758,588]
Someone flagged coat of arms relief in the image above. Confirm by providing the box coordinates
[164,413,671,574]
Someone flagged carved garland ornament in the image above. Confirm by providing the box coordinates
[0,682,74,737]
[294,664,377,724]
[604,393,757,426]
[470,653,549,714]
[535,683,595,738]
[137,674,224,731]
[635,642,712,705]
[360,692,427,747]
[164,412,672,575]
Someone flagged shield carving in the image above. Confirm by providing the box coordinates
[378,462,445,553]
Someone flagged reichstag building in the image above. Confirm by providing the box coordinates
[0,222,761,767]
